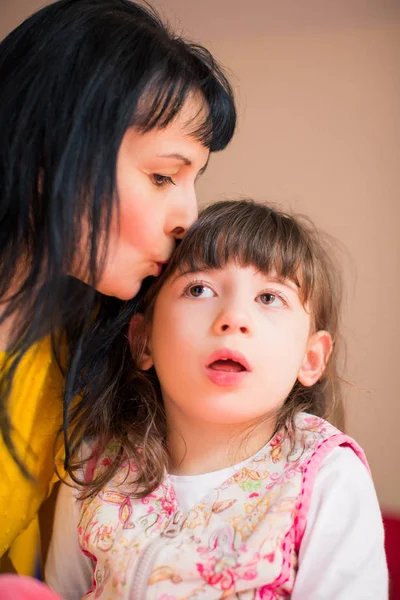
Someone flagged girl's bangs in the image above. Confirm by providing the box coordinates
[164,201,316,304]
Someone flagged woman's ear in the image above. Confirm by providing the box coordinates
[297,330,333,387]
[128,314,153,371]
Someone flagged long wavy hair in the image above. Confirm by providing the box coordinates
[0,0,236,477]
[75,199,345,499]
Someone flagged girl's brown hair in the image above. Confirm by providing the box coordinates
[73,199,344,498]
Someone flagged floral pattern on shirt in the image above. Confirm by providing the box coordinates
[78,413,367,600]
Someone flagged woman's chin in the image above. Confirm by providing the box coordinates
[95,278,143,301]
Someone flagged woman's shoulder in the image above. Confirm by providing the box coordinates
[0,337,65,554]
[2,336,64,408]
[4,336,64,460]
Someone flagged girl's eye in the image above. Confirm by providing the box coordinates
[184,284,215,299]
[257,292,286,308]
[151,174,176,187]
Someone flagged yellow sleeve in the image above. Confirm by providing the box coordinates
[0,338,64,573]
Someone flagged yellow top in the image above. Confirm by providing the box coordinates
[0,337,65,572]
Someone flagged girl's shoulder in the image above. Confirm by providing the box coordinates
[293,411,343,438]
[83,439,142,492]
[292,412,369,472]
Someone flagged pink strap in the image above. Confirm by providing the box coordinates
[294,434,370,550]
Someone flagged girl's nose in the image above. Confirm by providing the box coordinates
[212,308,252,336]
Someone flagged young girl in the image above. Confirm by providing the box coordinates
[46,200,387,599]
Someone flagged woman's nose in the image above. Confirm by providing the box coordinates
[170,186,198,240]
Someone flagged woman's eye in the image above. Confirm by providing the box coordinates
[152,174,176,187]
[184,284,214,299]
[257,292,286,307]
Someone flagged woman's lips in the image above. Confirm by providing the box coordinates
[155,261,168,276]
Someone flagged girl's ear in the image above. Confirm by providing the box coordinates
[297,330,333,387]
[128,314,154,371]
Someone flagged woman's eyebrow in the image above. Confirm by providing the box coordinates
[156,152,191,165]
[156,153,210,177]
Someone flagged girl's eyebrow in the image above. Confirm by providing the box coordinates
[265,275,300,292]
[170,269,301,291]
[170,267,210,284]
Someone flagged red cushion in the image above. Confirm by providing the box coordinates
[383,513,400,600]
[0,576,61,600]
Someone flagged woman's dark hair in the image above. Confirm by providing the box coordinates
[76,199,345,499]
[0,0,236,476]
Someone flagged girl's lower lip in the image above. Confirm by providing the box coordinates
[205,366,249,387]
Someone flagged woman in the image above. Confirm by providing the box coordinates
[0,0,236,573]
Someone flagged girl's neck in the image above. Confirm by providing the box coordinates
[165,410,276,476]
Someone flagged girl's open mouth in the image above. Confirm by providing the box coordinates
[205,349,251,387]
[208,358,246,373]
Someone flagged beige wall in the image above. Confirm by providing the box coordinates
[2,1,399,511]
